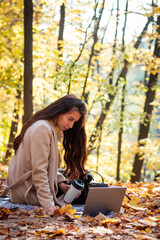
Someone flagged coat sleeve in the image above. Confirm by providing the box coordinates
[57,171,67,184]
[29,124,55,209]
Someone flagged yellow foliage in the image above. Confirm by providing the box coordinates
[53,50,60,58]
[101,218,121,226]
[59,204,77,215]
[35,227,65,238]
[50,229,65,237]
[0,163,8,177]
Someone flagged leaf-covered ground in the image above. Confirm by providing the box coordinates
[0,177,160,240]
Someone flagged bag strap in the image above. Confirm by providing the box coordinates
[0,170,32,198]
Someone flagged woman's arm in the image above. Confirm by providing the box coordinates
[29,123,56,209]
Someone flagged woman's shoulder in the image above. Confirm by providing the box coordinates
[32,120,50,129]
[27,120,53,135]
[23,120,54,142]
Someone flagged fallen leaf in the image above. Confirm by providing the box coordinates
[88,226,113,235]
[0,208,10,220]
[0,178,160,240]
[101,218,121,226]
[145,228,152,233]
[65,213,75,220]
[138,219,157,227]
[35,214,49,218]
[74,214,81,218]
[95,212,107,221]
[35,227,65,238]
[49,229,65,237]
[0,227,10,236]
[124,202,147,211]
[154,199,160,207]
[85,215,93,221]
[59,204,72,214]
[56,215,66,221]
[134,234,158,240]
[18,220,26,226]
[18,226,28,231]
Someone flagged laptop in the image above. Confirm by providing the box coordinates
[73,186,127,217]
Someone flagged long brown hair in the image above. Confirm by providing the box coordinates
[14,94,88,179]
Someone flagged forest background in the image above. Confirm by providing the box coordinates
[0,0,160,184]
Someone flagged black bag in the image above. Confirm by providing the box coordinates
[73,171,108,204]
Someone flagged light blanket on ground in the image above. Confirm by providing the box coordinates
[0,196,34,210]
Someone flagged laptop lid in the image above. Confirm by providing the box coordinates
[82,186,127,217]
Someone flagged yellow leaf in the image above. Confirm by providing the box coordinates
[74,215,81,218]
[124,197,146,211]
[124,202,146,211]
[3,208,10,215]
[50,229,65,237]
[85,215,93,221]
[0,208,10,220]
[101,218,121,226]
[58,204,76,215]
[53,50,59,57]
[35,227,65,237]
[35,214,49,218]
[145,228,152,233]
[66,208,77,215]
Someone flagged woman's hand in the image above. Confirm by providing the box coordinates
[45,205,57,216]
[58,181,70,194]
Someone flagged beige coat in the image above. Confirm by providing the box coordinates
[5,120,66,209]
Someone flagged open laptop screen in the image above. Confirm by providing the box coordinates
[82,186,127,217]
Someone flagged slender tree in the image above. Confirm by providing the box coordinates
[107,0,119,86]
[81,0,106,103]
[131,14,160,183]
[67,1,99,94]
[94,0,117,166]
[56,3,65,72]
[54,3,65,90]
[23,0,33,124]
[88,16,153,154]
[116,0,128,181]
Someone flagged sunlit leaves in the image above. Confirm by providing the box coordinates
[35,228,65,238]
[0,208,10,220]
[54,204,77,216]
[143,5,160,18]
[0,0,23,90]
[0,179,160,239]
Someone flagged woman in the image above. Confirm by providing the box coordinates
[3,94,88,215]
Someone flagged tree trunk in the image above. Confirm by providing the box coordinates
[56,3,65,73]
[131,15,160,183]
[4,84,22,164]
[23,0,33,124]
[117,82,126,181]
[96,125,102,172]
[116,0,128,181]
[107,0,119,85]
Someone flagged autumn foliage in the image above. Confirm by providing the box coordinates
[0,178,159,239]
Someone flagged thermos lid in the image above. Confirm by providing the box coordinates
[72,179,84,190]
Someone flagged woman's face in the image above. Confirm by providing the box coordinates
[56,110,81,131]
